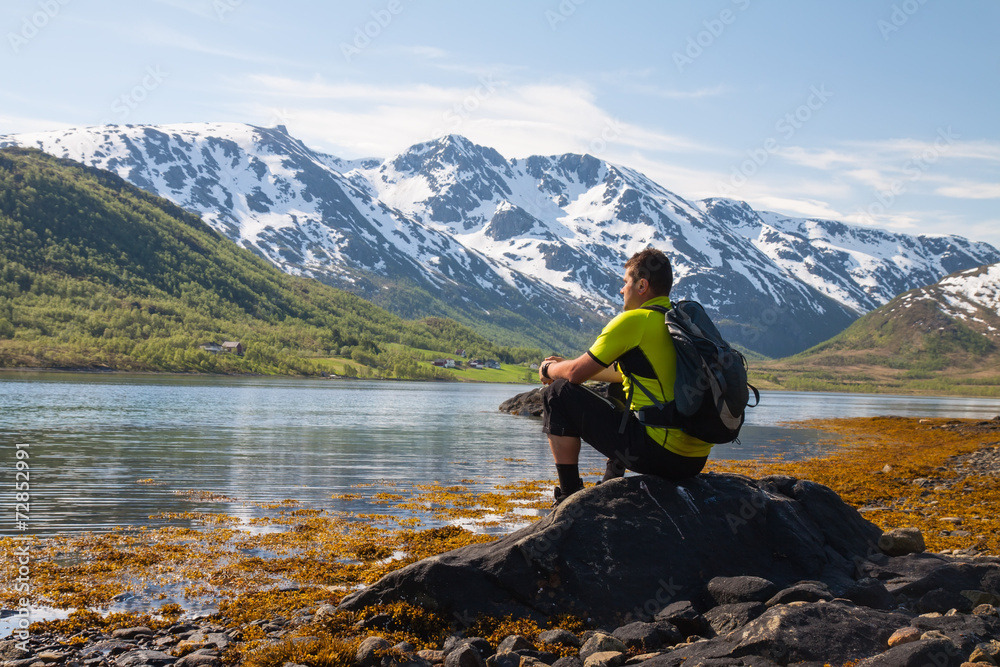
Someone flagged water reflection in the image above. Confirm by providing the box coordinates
[2,372,999,535]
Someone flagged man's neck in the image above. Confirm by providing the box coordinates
[641,294,671,306]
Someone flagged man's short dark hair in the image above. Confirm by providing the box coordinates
[625,247,673,296]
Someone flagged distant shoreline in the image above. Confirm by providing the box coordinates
[5,365,1000,398]
[0,365,534,385]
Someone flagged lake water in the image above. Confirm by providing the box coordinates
[3,371,1000,536]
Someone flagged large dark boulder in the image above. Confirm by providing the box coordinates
[499,384,617,417]
[857,638,965,667]
[498,387,544,417]
[338,473,882,626]
[642,602,912,666]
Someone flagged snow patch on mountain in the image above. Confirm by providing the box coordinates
[935,264,1000,334]
[4,123,1000,356]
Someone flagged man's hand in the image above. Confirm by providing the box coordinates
[539,355,564,385]
[539,354,622,385]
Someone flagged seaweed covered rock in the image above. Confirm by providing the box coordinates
[338,472,883,625]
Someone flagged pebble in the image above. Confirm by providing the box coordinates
[114,649,175,667]
[887,626,921,647]
[34,652,67,663]
[495,636,533,653]
[417,650,445,663]
[484,651,519,667]
[110,628,154,641]
[357,636,392,667]
[878,526,926,556]
[174,653,221,667]
[969,640,1000,663]
[582,651,625,667]
[538,629,581,648]
[578,633,627,662]
[445,644,485,667]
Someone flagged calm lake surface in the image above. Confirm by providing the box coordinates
[3,371,1000,536]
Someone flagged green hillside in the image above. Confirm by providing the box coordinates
[0,147,541,377]
[749,285,1000,396]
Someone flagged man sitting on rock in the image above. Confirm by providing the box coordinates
[538,247,711,503]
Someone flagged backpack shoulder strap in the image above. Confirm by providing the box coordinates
[619,304,671,430]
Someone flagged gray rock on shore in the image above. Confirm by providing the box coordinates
[498,387,544,417]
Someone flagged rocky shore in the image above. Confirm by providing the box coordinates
[1,621,235,667]
[5,534,1000,667]
[5,417,1000,667]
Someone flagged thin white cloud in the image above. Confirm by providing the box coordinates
[844,136,1000,162]
[780,147,867,170]
[629,83,729,100]
[234,75,718,160]
[148,0,216,20]
[0,115,76,136]
[392,45,449,60]
[841,168,890,187]
[62,17,306,67]
[140,27,303,66]
[745,196,846,222]
[784,138,1000,171]
[936,182,1000,199]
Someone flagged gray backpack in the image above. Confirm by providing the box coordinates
[623,301,759,444]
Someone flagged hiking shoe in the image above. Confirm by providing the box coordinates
[598,458,626,484]
[552,481,582,507]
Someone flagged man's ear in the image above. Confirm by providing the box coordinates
[638,278,648,294]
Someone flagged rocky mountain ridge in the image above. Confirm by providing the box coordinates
[5,123,998,357]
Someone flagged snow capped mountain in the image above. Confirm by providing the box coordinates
[4,123,998,357]
[2,124,601,351]
[891,262,1000,340]
[701,198,996,314]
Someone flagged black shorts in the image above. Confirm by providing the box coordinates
[541,379,706,480]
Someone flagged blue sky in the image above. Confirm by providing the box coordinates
[2,0,998,247]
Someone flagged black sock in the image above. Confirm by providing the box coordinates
[556,463,582,494]
[602,458,627,482]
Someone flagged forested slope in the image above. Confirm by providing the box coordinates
[0,147,538,376]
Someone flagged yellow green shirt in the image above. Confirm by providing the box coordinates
[587,296,712,458]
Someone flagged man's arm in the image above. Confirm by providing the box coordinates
[539,353,623,385]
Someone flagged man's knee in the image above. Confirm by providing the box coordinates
[542,378,572,409]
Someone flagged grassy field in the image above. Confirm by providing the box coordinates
[748,355,1000,397]
[313,343,538,384]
